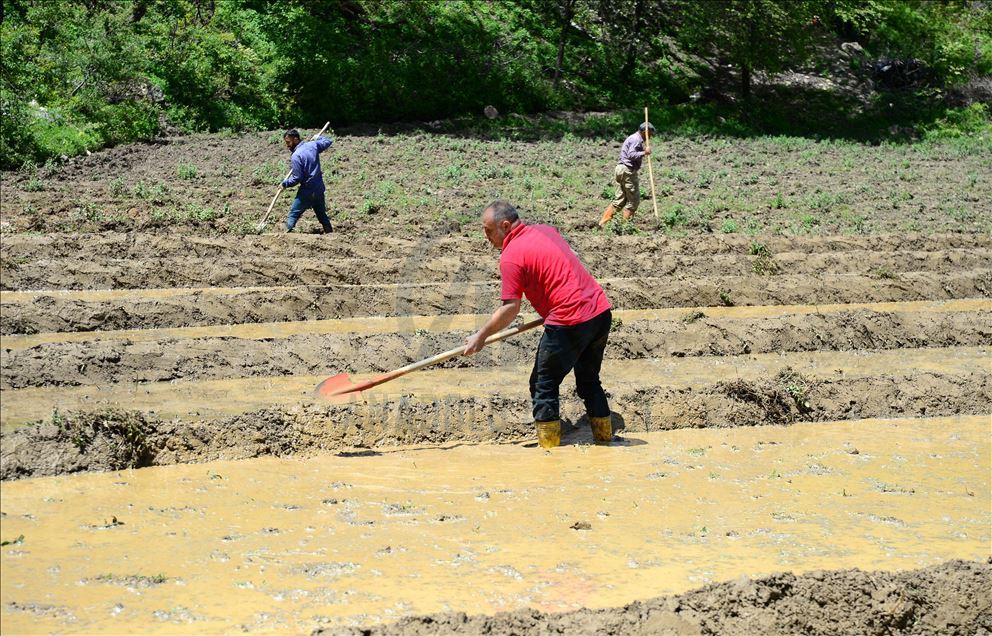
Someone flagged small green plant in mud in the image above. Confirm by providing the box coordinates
[23,176,43,192]
[413,328,430,337]
[251,160,284,186]
[606,218,640,236]
[687,447,706,456]
[778,367,812,412]
[52,408,150,470]
[661,203,688,229]
[682,310,706,324]
[610,316,624,332]
[133,180,169,204]
[229,217,265,235]
[720,219,738,233]
[771,192,787,209]
[176,162,198,180]
[108,177,127,197]
[1,534,25,546]
[71,201,104,223]
[718,289,734,306]
[749,241,779,275]
[359,199,381,216]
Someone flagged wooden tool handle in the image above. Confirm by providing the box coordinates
[644,107,659,220]
[368,318,545,387]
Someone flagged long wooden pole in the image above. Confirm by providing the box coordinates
[644,107,659,220]
[257,121,331,231]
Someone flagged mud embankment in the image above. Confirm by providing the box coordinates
[4,271,989,334]
[3,375,989,480]
[3,308,989,388]
[4,249,989,290]
[324,559,992,636]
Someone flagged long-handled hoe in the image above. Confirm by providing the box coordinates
[315,318,544,403]
[257,121,331,231]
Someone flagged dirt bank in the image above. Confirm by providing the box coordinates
[4,271,989,334]
[3,371,988,480]
[3,308,989,389]
[324,558,991,636]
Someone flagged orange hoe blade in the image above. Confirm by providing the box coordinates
[314,318,544,403]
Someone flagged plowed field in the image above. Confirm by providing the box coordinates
[1,129,989,634]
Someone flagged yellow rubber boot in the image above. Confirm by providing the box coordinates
[536,420,561,449]
[598,205,615,228]
[590,416,612,444]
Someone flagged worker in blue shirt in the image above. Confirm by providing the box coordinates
[281,129,334,234]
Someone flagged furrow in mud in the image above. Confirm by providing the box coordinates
[3,309,989,389]
[3,231,988,262]
[1,346,987,426]
[3,270,989,334]
[1,372,988,479]
[2,249,988,290]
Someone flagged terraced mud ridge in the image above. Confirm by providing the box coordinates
[1,225,990,633]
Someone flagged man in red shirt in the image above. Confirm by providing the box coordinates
[464,201,613,448]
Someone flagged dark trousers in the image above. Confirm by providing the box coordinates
[287,190,332,232]
[530,309,612,422]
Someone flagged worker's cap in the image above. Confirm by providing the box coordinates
[638,122,656,133]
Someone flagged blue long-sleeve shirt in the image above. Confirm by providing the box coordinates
[281,137,333,195]
[618,132,646,171]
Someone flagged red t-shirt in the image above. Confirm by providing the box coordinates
[500,223,611,326]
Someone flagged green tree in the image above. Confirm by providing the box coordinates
[680,0,823,99]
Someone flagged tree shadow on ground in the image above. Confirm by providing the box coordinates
[333,84,967,146]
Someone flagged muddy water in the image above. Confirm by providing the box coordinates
[1,346,988,428]
[1,416,988,634]
[2,299,987,350]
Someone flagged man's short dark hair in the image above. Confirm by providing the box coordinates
[486,200,519,224]
[284,129,301,139]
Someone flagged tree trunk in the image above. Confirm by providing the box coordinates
[741,62,751,99]
[553,0,575,88]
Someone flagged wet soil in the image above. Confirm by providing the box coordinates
[1,129,989,633]
[3,369,989,479]
[329,558,992,636]
[3,307,990,388]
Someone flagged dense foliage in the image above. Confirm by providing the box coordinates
[1,0,989,168]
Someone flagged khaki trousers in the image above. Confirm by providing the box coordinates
[611,164,639,212]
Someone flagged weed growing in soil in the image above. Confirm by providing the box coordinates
[778,367,812,412]
[176,163,198,180]
[719,289,734,306]
[611,316,624,332]
[720,219,738,233]
[133,181,168,204]
[662,204,688,229]
[23,176,43,192]
[52,408,150,470]
[607,219,640,236]
[749,241,780,275]
[1,535,25,546]
[109,177,126,197]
